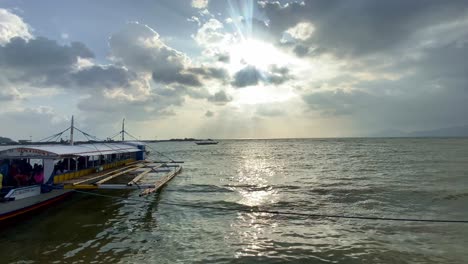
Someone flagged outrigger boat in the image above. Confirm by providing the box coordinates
[0,118,182,223]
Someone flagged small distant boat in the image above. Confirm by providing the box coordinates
[195,140,218,145]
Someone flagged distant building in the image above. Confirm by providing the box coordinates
[18,139,32,144]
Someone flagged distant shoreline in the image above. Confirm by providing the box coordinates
[2,136,468,146]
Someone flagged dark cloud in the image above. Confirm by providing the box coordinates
[187,66,228,80]
[268,65,292,84]
[232,65,261,88]
[231,64,293,88]
[303,76,468,130]
[293,44,309,57]
[77,92,184,116]
[109,22,205,87]
[152,70,201,86]
[110,22,229,88]
[208,90,232,104]
[0,37,93,68]
[254,0,468,132]
[71,65,137,89]
[205,110,214,117]
[259,1,468,58]
[0,36,139,90]
[0,36,94,86]
[217,53,230,63]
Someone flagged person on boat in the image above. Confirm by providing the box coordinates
[13,169,29,186]
[78,156,86,169]
[33,165,44,184]
[54,160,64,174]
[0,160,9,187]
[9,163,18,182]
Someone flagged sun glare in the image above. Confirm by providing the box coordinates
[228,39,293,72]
[234,85,297,105]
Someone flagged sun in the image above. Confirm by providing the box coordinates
[227,39,293,72]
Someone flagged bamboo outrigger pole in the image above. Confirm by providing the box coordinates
[70,115,74,146]
[122,118,125,141]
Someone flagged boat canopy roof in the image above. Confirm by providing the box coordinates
[0,143,141,159]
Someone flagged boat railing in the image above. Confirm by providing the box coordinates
[53,158,135,184]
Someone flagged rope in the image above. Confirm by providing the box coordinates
[74,126,129,153]
[108,131,122,140]
[124,131,177,162]
[72,190,468,224]
[38,127,70,142]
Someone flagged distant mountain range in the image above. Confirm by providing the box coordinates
[372,124,468,137]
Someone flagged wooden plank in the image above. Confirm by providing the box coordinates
[66,183,156,190]
[139,166,182,196]
[64,184,98,190]
[144,163,165,172]
[127,163,166,185]
[95,164,145,184]
[98,184,155,189]
[71,161,141,185]
[127,168,151,186]
[150,161,184,164]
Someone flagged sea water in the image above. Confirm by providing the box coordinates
[1,138,467,263]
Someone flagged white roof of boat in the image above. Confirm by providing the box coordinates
[0,143,142,158]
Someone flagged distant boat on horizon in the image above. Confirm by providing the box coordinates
[195,140,218,145]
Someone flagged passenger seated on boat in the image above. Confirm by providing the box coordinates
[14,170,30,186]
[33,165,44,184]
[9,163,18,179]
[19,159,32,177]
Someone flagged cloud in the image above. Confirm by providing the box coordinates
[109,22,202,86]
[70,65,138,90]
[232,65,261,88]
[0,36,143,92]
[285,22,315,41]
[302,72,468,130]
[187,16,201,26]
[194,18,226,47]
[207,90,232,104]
[192,0,209,9]
[259,1,468,58]
[205,110,214,117]
[0,107,69,139]
[0,9,32,45]
[110,22,228,88]
[253,0,468,133]
[0,88,20,101]
[267,65,292,85]
[187,66,228,81]
[292,44,310,57]
[231,64,293,88]
[217,53,230,63]
[0,36,94,87]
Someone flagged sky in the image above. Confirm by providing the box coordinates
[0,0,467,140]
